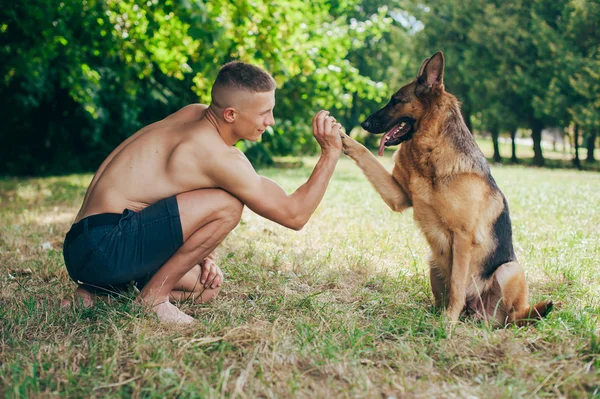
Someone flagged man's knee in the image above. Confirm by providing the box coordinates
[176,188,243,229]
[213,190,243,226]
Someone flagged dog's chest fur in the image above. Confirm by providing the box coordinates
[390,132,503,281]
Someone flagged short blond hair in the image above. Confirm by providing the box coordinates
[211,62,276,107]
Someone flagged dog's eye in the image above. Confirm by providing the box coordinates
[391,97,408,104]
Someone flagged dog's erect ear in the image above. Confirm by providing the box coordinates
[416,51,445,96]
[417,57,430,77]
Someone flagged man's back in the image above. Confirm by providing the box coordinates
[75,105,220,222]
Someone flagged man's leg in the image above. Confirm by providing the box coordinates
[61,266,220,309]
[139,189,243,323]
[62,265,220,308]
[169,264,221,303]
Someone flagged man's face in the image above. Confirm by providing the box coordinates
[233,91,275,141]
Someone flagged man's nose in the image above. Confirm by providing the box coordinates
[266,114,275,126]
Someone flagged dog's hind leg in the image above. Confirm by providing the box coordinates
[494,261,553,326]
[340,135,411,212]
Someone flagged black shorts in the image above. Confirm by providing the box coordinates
[63,196,184,295]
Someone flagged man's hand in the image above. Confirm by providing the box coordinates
[312,110,343,156]
[200,258,224,289]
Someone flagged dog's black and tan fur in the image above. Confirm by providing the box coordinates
[341,51,552,325]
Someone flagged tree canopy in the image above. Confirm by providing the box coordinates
[1,0,598,174]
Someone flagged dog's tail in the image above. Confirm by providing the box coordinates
[512,301,553,326]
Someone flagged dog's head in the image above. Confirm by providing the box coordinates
[361,51,446,155]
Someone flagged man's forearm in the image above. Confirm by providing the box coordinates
[289,151,339,229]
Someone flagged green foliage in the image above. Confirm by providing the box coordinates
[241,141,274,168]
[565,0,600,130]
[0,0,392,174]
[409,0,599,165]
[1,0,598,174]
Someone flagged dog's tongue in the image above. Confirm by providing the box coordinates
[378,123,401,156]
[378,134,387,156]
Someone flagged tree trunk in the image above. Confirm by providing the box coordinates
[491,128,501,162]
[531,120,545,166]
[573,124,581,170]
[586,129,597,163]
[510,129,518,163]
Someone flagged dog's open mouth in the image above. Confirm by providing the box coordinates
[377,118,415,156]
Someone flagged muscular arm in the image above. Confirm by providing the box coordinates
[201,110,341,230]
[209,149,339,230]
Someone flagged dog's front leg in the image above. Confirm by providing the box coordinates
[446,233,472,322]
[340,134,411,212]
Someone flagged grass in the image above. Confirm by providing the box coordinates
[1,145,599,398]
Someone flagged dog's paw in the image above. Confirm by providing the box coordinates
[339,132,364,157]
[444,308,461,324]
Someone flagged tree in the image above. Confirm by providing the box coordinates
[0,0,393,174]
[0,0,201,174]
[410,0,486,133]
[564,0,600,163]
[410,0,599,168]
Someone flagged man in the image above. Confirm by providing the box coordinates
[62,61,343,323]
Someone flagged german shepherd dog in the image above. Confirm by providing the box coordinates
[340,51,552,325]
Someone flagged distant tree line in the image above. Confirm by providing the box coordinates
[410,0,599,168]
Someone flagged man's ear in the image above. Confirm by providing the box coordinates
[416,51,445,96]
[223,107,236,123]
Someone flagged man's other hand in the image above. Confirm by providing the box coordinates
[312,110,343,156]
[200,258,224,289]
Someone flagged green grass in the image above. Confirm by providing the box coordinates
[1,150,599,398]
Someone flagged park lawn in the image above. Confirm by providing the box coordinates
[1,152,599,398]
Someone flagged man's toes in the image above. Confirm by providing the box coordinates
[152,301,197,324]
[74,287,95,308]
[60,299,72,309]
[179,313,196,324]
[61,287,96,309]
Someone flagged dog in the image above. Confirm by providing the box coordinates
[340,51,552,325]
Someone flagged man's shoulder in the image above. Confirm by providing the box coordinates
[179,125,245,165]
[164,103,208,123]
[204,141,249,165]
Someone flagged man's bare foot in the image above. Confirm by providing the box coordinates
[60,287,95,309]
[137,298,196,324]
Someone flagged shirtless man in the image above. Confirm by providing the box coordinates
[62,61,343,323]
